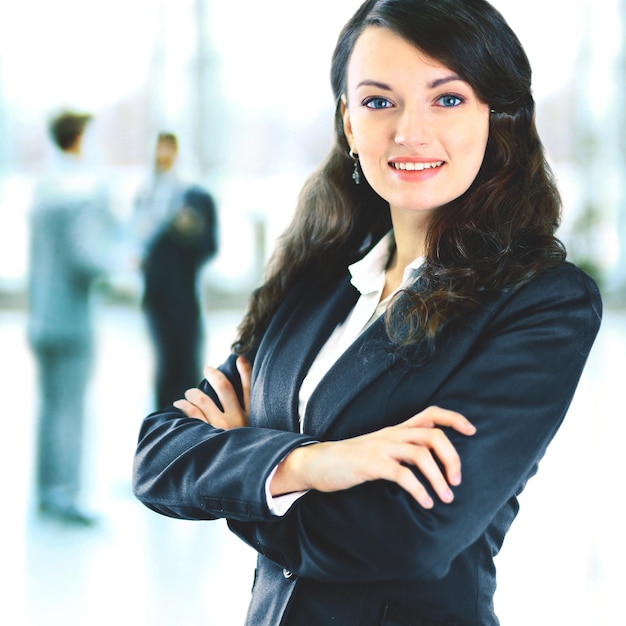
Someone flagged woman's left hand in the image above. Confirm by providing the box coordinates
[173,356,251,430]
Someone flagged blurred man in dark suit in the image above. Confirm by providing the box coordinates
[133,133,218,409]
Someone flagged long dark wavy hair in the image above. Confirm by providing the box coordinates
[234,0,565,355]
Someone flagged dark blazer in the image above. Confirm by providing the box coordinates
[133,261,601,626]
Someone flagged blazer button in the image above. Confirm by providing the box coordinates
[283,569,294,579]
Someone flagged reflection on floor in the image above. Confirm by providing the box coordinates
[1,303,623,625]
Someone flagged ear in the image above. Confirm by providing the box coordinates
[341,95,355,152]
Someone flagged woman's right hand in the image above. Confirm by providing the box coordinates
[270,406,476,509]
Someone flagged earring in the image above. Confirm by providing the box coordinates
[349,149,360,185]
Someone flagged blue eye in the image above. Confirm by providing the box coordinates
[436,94,463,107]
[362,97,393,109]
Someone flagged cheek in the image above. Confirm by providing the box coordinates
[348,109,390,154]
[458,126,489,179]
[354,125,390,175]
[347,114,369,154]
[356,147,388,189]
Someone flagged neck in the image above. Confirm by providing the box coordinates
[381,211,429,300]
[388,210,430,271]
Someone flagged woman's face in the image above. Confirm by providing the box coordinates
[342,26,490,218]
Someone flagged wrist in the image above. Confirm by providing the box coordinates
[269,444,315,497]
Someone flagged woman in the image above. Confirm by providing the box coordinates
[133,1,602,624]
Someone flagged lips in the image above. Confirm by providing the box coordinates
[390,160,444,171]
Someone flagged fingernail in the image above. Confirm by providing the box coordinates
[451,473,461,486]
[442,489,454,503]
[421,496,434,509]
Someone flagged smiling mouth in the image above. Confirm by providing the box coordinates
[391,161,444,171]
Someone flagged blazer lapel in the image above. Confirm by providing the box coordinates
[303,314,399,437]
[251,275,359,433]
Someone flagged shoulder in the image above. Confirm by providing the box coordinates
[182,184,215,211]
[512,262,601,315]
[481,262,603,345]
[532,261,599,289]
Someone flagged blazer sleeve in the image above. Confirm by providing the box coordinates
[132,353,317,521]
[227,265,602,582]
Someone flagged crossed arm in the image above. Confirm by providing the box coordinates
[174,356,476,511]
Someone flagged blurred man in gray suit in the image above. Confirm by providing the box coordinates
[27,110,115,526]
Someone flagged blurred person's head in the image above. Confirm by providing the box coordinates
[49,110,92,154]
[154,132,179,173]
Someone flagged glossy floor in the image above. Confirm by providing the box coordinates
[1,303,623,625]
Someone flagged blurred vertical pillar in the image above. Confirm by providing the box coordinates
[191,0,218,182]
[611,0,626,301]
[146,0,223,179]
[252,214,268,287]
[193,0,209,177]
[148,0,168,139]
[568,0,623,293]
[569,1,599,279]
[0,56,10,170]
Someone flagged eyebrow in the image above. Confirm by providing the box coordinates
[355,80,393,91]
[428,74,463,89]
[355,74,464,91]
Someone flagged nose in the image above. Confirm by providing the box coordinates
[394,105,431,149]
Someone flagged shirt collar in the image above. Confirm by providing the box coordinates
[349,231,424,296]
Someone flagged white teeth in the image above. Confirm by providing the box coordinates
[392,161,444,171]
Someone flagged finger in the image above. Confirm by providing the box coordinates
[184,387,220,416]
[380,435,456,503]
[202,366,241,412]
[173,399,209,423]
[236,356,252,413]
[380,425,463,489]
[406,406,476,435]
[404,444,456,502]
[387,463,435,509]
[406,427,464,487]
[175,397,233,430]
[354,432,454,507]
